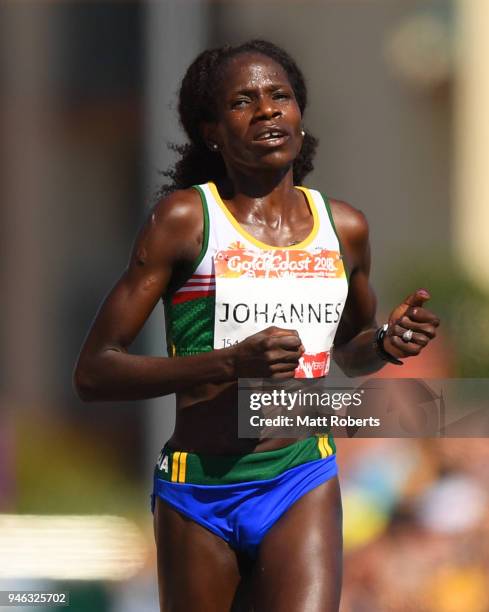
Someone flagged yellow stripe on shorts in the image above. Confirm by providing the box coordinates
[171,451,181,482]
[323,436,333,456]
[318,435,333,458]
[178,452,187,483]
[318,436,327,458]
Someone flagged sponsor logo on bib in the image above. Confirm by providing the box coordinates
[215,248,345,279]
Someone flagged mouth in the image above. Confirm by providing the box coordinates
[252,128,289,147]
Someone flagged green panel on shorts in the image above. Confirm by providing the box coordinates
[328,432,336,455]
[154,435,336,486]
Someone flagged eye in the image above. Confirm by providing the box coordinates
[230,97,250,109]
[272,91,291,100]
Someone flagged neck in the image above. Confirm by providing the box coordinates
[219,166,294,199]
[216,167,302,224]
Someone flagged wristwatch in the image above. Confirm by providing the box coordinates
[374,324,403,365]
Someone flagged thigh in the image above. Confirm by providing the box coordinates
[154,497,249,612]
[252,476,343,612]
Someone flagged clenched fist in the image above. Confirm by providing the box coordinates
[383,289,440,360]
[232,326,305,379]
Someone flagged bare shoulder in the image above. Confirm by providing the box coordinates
[149,187,203,233]
[328,198,369,251]
[132,187,204,267]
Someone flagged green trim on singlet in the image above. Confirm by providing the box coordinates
[322,193,350,284]
[163,185,213,357]
[154,434,336,485]
[190,184,210,274]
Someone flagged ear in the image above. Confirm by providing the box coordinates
[200,121,220,151]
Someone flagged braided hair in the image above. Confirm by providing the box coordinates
[160,39,318,196]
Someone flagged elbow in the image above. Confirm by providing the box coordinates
[73,362,99,402]
[332,360,362,379]
[74,348,120,401]
[332,350,352,378]
[336,359,383,378]
[336,364,358,378]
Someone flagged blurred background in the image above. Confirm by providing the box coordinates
[1,0,489,610]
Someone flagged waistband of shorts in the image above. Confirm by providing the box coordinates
[154,434,336,485]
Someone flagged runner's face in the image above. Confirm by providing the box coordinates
[207,53,303,175]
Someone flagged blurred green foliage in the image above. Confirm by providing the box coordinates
[16,417,144,518]
[384,253,489,377]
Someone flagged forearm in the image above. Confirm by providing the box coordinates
[333,328,395,377]
[74,348,236,402]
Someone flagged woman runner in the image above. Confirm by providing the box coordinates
[75,40,440,612]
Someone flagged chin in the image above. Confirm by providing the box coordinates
[256,147,298,168]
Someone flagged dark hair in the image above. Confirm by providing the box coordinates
[159,39,318,196]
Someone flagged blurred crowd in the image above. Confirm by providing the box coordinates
[339,437,489,612]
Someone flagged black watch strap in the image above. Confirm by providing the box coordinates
[374,324,403,365]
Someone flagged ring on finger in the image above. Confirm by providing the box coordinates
[402,329,414,343]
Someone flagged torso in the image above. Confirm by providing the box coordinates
[165,182,352,454]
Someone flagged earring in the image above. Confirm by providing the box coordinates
[301,129,306,137]
[209,142,219,151]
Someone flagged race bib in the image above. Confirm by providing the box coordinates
[213,247,346,378]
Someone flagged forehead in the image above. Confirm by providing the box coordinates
[218,52,291,94]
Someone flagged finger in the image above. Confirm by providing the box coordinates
[395,319,438,339]
[269,361,301,373]
[389,335,422,356]
[268,335,303,351]
[266,326,300,337]
[388,289,433,325]
[266,349,303,365]
[402,288,431,308]
[391,325,430,347]
[403,307,440,325]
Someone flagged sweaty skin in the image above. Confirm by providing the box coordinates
[75,52,439,612]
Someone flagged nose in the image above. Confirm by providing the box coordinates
[253,95,281,121]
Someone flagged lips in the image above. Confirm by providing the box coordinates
[254,127,288,141]
[252,126,290,146]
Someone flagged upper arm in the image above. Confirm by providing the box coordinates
[329,199,378,346]
[79,188,203,356]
